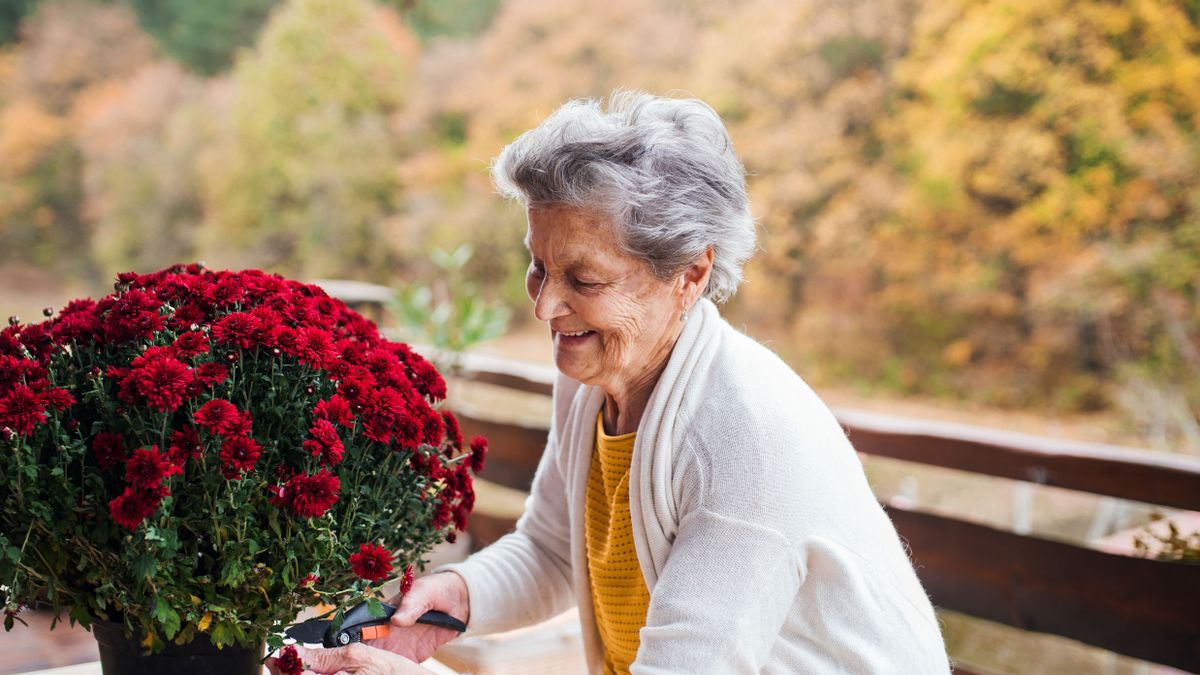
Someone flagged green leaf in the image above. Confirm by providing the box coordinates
[210,621,234,647]
[366,597,385,619]
[133,554,156,580]
[154,597,181,639]
[266,633,285,651]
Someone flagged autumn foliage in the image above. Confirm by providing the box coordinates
[1,0,1197,448]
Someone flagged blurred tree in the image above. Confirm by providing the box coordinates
[127,0,278,76]
[199,0,417,280]
[76,61,210,274]
[874,0,1200,438]
[0,0,154,281]
[0,0,41,45]
[686,0,918,341]
[396,0,502,41]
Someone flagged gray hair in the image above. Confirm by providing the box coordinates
[492,90,756,303]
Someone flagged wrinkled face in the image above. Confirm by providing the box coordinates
[524,204,685,395]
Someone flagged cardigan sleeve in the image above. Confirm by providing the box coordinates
[435,379,579,636]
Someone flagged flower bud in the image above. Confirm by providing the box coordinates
[225,352,238,363]
[42,307,54,317]
[304,385,315,395]
[7,316,18,327]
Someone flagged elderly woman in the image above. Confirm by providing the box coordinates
[283,92,949,674]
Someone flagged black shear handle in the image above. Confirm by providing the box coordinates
[415,609,467,633]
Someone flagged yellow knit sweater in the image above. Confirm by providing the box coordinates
[585,413,650,674]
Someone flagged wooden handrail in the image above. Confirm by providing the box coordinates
[452,352,1200,509]
[888,506,1200,672]
[449,353,1200,671]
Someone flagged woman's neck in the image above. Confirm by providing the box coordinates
[600,331,681,436]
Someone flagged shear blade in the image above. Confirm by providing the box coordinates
[284,619,331,644]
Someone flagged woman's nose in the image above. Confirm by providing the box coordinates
[533,278,569,322]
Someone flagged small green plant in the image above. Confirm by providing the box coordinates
[388,244,510,376]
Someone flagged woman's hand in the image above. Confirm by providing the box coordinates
[265,643,429,674]
[369,571,470,662]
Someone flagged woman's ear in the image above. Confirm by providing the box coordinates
[681,246,715,309]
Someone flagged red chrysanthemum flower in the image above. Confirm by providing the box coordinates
[129,356,194,412]
[0,385,47,436]
[194,399,251,436]
[125,446,181,488]
[168,301,207,330]
[282,470,340,518]
[193,362,228,388]
[298,327,337,369]
[348,542,393,582]
[441,411,463,449]
[469,435,488,474]
[409,358,447,401]
[399,566,414,595]
[50,298,99,343]
[38,387,74,411]
[108,484,169,530]
[219,436,262,479]
[211,312,261,350]
[171,331,209,358]
[303,419,344,466]
[312,395,353,428]
[92,432,127,471]
[203,277,246,308]
[101,289,164,343]
[0,355,28,389]
[275,645,303,675]
[167,425,202,465]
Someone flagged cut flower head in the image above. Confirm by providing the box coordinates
[0,264,481,651]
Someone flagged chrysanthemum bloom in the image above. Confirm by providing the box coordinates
[349,542,393,582]
[304,419,344,466]
[0,385,46,437]
[194,399,251,436]
[469,436,488,474]
[220,436,263,478]
[125,446,181,488]
[167,425,202,465]
[108,484,169,530]
[283,470,340,518]
[92,432,127,471]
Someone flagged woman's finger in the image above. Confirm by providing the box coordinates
[293,644,367,674]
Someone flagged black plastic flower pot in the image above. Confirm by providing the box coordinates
[91,618,263,675]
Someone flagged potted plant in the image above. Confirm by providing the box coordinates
[0,264,486,674]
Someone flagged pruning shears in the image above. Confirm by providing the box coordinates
[283,601,466,648]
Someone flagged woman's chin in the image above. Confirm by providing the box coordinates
[552,350,596,385]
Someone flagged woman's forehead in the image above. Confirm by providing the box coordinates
[525,205,619,253]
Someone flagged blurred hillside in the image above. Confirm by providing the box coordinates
[0,0,1197,452]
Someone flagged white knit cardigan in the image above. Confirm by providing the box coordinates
[442,299,950,674]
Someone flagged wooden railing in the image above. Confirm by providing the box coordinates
[450,354,1200,674]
